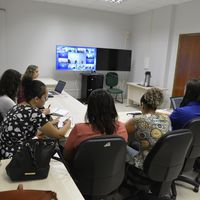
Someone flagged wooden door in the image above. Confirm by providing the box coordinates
[172,33,200,96]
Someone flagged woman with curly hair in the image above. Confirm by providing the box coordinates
[125,88,171,169]
[0,69,21,118]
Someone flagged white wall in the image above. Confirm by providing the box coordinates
[130,0,200,107]
[130,6,174,87]
[0,0,132,98]
[168,0,200,96]
[0,8,6,68]
[1,0,200,102]
[130,6,174,107]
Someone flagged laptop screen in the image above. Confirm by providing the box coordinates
[55,80,66,93]
[170,96,183,109]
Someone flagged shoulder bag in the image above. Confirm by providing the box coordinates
[6,139,57,181]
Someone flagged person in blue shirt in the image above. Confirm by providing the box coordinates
[170,78,200,130]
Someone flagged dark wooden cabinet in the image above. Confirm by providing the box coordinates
[81,73,104,101]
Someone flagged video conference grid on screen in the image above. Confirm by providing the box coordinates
[56,45,97,71]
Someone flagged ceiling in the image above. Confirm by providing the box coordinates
[32,0,194,15]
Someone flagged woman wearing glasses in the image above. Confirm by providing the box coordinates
[0,77,71,159]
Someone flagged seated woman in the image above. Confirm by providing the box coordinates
[125,88,171,169]
[63,89,128,162]
[170,78,200,130]
[0,77,71,159]
[17,65,39,104]
[0,69,21,118]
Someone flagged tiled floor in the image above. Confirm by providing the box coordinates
[114,100,200,200]
[176,182,200,200]
[115,100,140,113]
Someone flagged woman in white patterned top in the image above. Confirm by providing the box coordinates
[125,88,171,169]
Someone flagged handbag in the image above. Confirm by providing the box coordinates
[6,139,57,181]
[0,184,58,200]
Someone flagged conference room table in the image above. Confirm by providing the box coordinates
[45,91,134,127]
[37,77,58,91]
[0,89,141,199]
[46,91,87,136]
[0,91,87,200]
[38,77,133,124]
[0,159,84,200]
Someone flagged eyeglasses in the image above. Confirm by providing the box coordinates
[41,95,48,101]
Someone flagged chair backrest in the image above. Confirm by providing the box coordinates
[182,118,200,171]
[106,72,118,88]
[71,135,127,196]
[143,129,193,182]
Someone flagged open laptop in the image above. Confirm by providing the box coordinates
[49,80,66,95]
[170,96,183,109]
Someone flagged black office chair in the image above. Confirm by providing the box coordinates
[127,129,193,200]
[70,135,127,199]
[105,72,123,103]
[174,118,200,194]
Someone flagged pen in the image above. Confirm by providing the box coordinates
[50,113,64,117]
[48,104,51,109]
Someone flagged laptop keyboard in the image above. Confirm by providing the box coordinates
[49,91,59,95]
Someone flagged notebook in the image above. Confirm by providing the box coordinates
[50,107,71,128]
[49,80,66,95]
[170,96,183,109]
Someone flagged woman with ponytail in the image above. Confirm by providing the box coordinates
[0,77,71,159]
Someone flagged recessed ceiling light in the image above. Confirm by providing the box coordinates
[104,0,126,4]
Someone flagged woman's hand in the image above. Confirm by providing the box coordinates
[36,130,45,139]
[63,118,72,127]
[42,107,50,115]
[51,117,60,125]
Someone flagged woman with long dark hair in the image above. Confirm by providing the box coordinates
[170,78,200,130]
[64,89,128,162]
[0,69,21,117]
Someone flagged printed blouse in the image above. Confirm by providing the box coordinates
[0,105,48,159]
[132,113,171,169]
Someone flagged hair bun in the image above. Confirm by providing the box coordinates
[144,88,163,109]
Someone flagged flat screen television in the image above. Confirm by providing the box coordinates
[56,45,97,71]
[96,48,132,71]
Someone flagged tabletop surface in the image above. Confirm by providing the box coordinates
[0,159,84,200]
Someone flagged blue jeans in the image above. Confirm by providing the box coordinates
[126,145,139,165]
